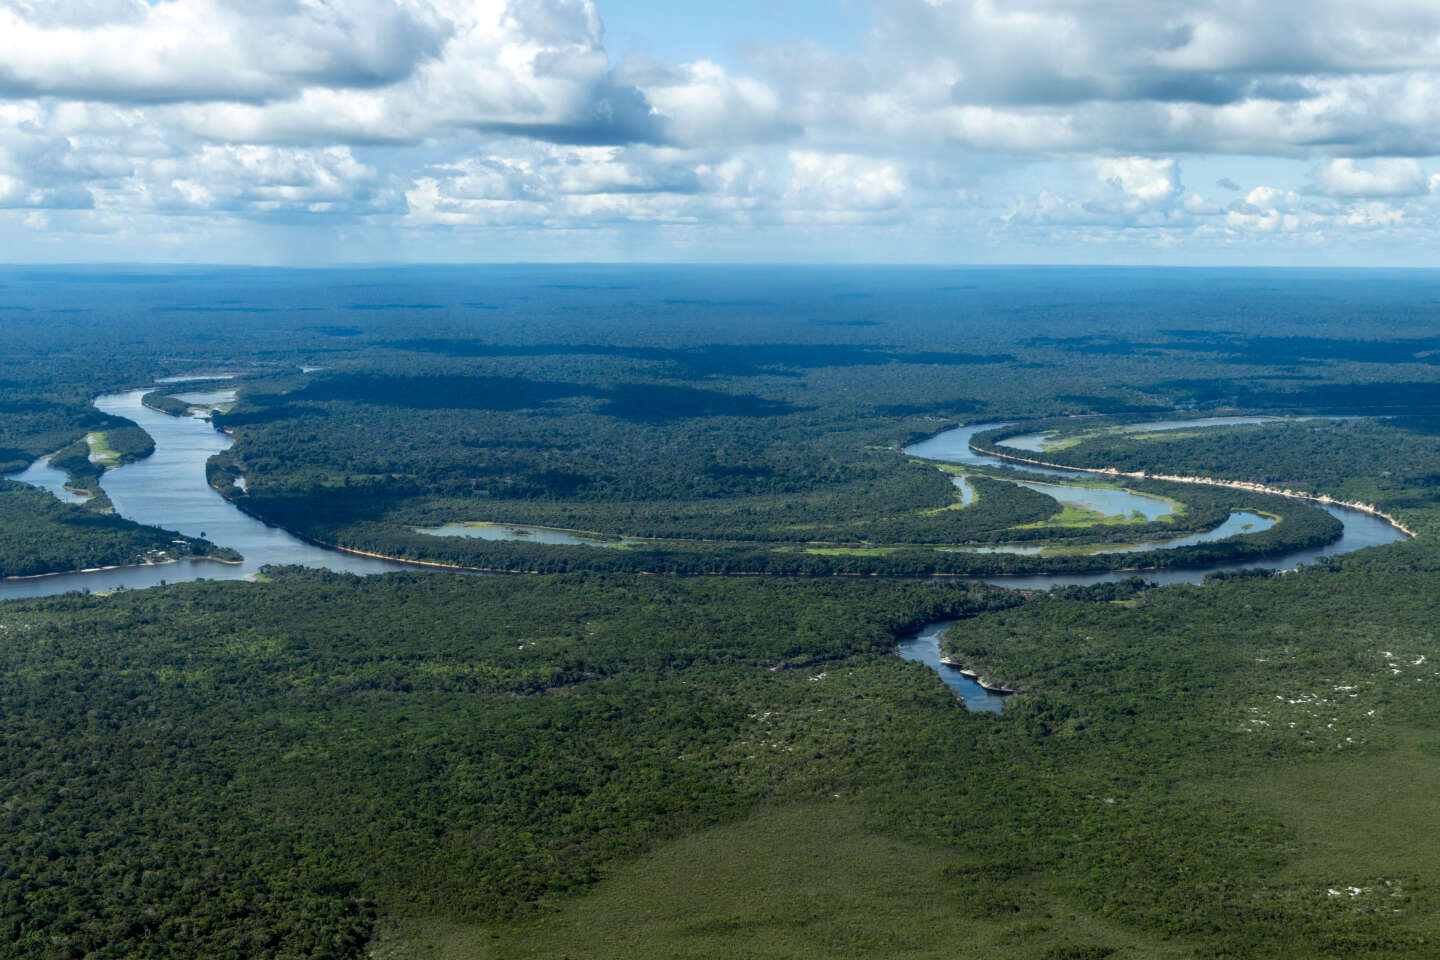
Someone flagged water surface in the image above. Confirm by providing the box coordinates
[906,423,1410,588]
[1122,416,1279,431]
[416,523,641,548]
[7,457,91,504]
[896,620,1010,713]
[0,411,1411,601]
[1000,415,1355,450]
[1013,479,1173,521]
[0,389,426,600]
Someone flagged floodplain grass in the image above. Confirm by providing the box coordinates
[378,804,1194,960]
[85,430,120,466]
[803,545,902,556]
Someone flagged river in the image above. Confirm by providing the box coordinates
[903,422,1407,589]
[899,421,1412,708]
[896,620,1011,713]
[1,400,1414,712]
[0,388,425,600]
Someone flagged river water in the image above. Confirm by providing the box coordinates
[0,389,425,600]
[904,422,1407,589]
[2,406,1410,599]
[900,422,1412,707]
[8,457,92,505]
[1,399,1415,712]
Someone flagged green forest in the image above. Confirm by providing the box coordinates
[0,266,1439,958]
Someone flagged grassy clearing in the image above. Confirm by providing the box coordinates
[1015,501,1120,528]
[805,545,901,556]
[84,431,120,467]
[373,804,1194,960]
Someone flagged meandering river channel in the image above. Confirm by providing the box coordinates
[898,421,1412,708]
[0,388,424,600]
[0,399,1416,710]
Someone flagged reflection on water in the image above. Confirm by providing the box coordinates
[1124,416,1278,431]
[896,620,1010,713]
[905,423,1410,589]
[0,389,427,600]
[951,475,975,505]
[7,457,91,504]
[1107,510,1274,553]
[954,510,1276,556]
[154,373,237,384]
[1001,431,1063,451]
[169,389,238,412]
[1014,479,1173,520]
[0,411,1412,602]
[416,523,641,548]
[1000,416,1357,450]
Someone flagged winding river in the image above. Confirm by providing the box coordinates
[1,399,1416,710]
[899,421,1412,708]
[0,388,424,600]
[903,423,1407,589]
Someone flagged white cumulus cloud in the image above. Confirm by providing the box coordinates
[1311,158,1428,198]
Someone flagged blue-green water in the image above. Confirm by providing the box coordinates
[7,457,92,504]
[896,620,1010,713]
[416,523,641,548]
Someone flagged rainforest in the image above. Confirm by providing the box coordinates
[2,265,1439,959]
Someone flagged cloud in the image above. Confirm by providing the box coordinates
[874,0,1440,109]
[0,173,93,210]
[1311,158,1428,198]
[783,151,906,218]
[0,0,451,104]
[1007,157,1189,227]
[12,0,1440,260]
[628,59,798,146]
[760,1,1440,159]
[136,145,400,217]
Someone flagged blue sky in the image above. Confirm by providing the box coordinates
[600,0,872,65]
[5,0,1440,266]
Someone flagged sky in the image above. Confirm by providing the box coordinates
[7,1,1440,265]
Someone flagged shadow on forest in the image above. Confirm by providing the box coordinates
[221,374,803,424]
[1154,378,1440,412]
[1033,333,1440,366]
[383,339,1015,379]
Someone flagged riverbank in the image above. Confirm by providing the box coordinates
[938,656,1017,693]
[972,444,1418,538]
[1,551,243,584]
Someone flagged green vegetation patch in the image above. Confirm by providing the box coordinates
[0,479,231,577]
[85,430,120,466]
[423,803,1189,960]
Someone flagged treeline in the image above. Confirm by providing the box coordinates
[5,551,1440,957]
[983,417,1440,528]
[213,368,1346,565]
[234,486,1339,578]
[141,390,193,416]
[0,480,232,578]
